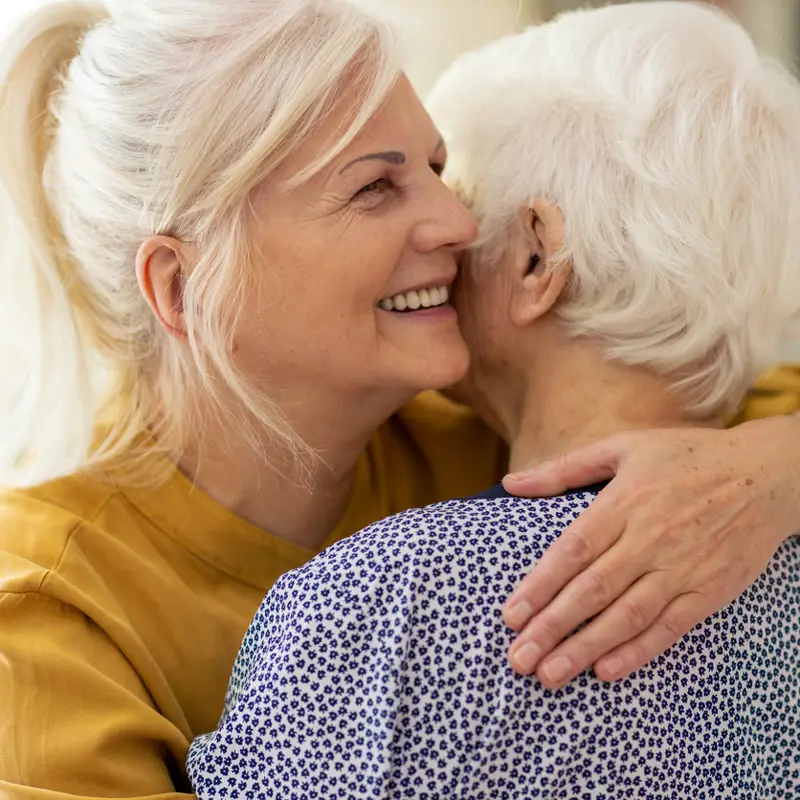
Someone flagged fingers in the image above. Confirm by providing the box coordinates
[503,492,626,630]
[530,573,672,689]
[507,537,649,678]
[503,432,630,498]
[593,593,708,682]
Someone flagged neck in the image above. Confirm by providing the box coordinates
[177,385,408,549]
[500,332,722,473]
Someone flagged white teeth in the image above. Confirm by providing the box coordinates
[377,284,451,312]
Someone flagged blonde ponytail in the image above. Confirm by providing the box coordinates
[0,0,399,489]
[0,3,109,488]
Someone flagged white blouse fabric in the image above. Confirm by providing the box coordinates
[188,488,800,799]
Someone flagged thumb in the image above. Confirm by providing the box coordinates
[503,434,629,497]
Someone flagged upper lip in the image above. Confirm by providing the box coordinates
[379,273,456,300]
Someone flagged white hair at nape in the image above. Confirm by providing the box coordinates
[0,0,400,488]
[428,0,800,418]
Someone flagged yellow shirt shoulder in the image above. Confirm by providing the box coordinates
[0,391,504,799]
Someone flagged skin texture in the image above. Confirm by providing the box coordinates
[135,75,478,548]
[502,417,800,687]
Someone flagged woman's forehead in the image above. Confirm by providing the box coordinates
[273,76,438,184]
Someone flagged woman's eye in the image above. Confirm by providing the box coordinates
[353,178,388,199]
[431,162,445,177]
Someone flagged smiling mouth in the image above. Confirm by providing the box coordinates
[377,284,451,312]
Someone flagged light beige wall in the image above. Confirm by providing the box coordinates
[726,0,798,63]
[361,0,543,97]
[541,0,800,65]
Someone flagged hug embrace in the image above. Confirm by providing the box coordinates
[0,1,798,798]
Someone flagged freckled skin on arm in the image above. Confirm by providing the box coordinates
[502,415,800,686]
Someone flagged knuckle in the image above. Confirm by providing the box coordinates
[649,521,676,545]
[530,614,566,647]
[658,613,685,642]
[561,530,593,565]
[621,599,651,632]
[582,569,612,606]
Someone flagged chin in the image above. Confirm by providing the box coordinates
[376,320,471,395]
[381,348,470,399]
[415,341,471,392]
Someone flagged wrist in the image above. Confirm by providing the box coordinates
[737,413,800,541]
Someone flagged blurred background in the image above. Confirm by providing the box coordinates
[2,0,799,356]
[363,0,800,96]
[3,1,797,94]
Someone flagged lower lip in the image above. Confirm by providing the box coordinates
[376,304,456,321]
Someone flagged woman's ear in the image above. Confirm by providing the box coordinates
[135,235,190,339]
[510,199,571,327]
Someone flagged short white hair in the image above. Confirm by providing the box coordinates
[428,1,800,416]
[0,0,400,487]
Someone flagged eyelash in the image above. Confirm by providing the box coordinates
[352,162,446,201]
[354,178,389,198]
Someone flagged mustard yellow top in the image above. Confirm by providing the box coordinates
[0,392,505,799]
[730,364,800,421]
[1,372,798,800]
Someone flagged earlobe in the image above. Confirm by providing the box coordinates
[135,235,190,340]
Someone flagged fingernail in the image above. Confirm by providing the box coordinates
[503,472,524,483]
[512,641,541,672]
[602,655,624,679]
[540,655,572,685]
[503,600,533,629]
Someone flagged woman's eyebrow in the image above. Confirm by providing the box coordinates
[338,138,443,174]
[339,150,406,173]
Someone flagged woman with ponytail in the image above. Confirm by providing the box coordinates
[0,2,500,795]
[2,1,800,797]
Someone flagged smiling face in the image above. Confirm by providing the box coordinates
[233,76,478,427]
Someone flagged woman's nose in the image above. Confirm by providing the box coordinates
[413,181,479,254]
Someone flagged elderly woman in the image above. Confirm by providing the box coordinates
[187,4,800,798]
[1,0,800,797]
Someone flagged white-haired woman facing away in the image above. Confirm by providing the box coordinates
[188,4,800,797]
